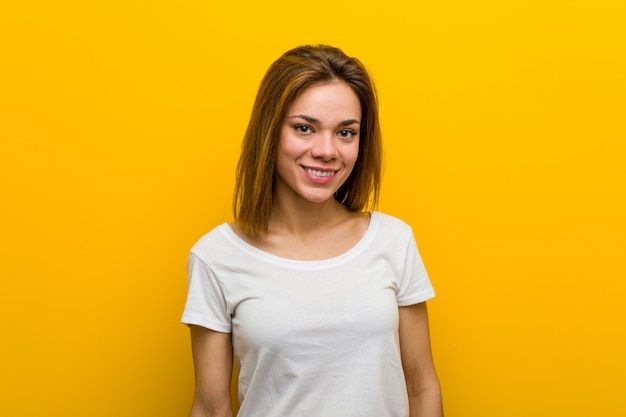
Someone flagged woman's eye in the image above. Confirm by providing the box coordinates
[295,125,312,134]
[338,129,356,139]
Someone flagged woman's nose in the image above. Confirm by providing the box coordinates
[310,133,338,160]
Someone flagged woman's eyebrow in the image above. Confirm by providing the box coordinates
[288,114,320,125]
[288,114,360,126]
[338,119,360,127]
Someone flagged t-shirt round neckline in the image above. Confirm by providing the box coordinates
[218,212,380,270]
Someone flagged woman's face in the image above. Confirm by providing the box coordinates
[275,81,361,206]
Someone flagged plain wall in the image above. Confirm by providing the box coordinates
[1,1,625,416]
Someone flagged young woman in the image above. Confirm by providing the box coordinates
[182,45,443,417]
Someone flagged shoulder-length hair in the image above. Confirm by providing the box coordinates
[233,44,383,236]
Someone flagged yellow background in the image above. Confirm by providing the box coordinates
[1,1,624,416]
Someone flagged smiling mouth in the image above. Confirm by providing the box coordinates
[304,167,337,177]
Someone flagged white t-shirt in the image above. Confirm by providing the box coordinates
[182,212,435,417]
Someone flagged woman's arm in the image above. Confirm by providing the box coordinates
[188,325,234,417]
[399,302,443,417]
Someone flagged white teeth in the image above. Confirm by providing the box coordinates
[306,168,334,177]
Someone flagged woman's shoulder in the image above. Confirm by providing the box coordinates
[371,211,413,234]
[189,223,234,257]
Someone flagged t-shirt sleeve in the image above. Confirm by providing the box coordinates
[396,232,436,306]
[181,252,232,333]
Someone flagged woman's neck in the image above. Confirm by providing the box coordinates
[232,194,369,261]
[268,196,350,239]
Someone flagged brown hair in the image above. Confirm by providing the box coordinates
[233,44,383,236]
